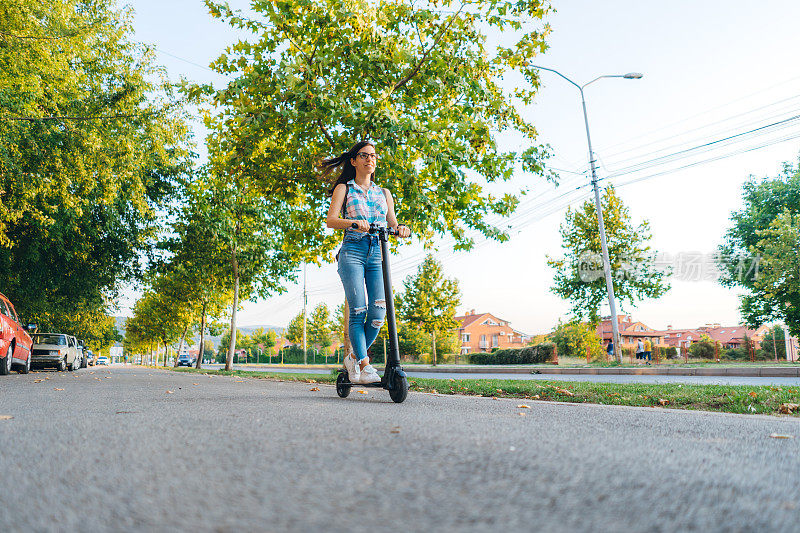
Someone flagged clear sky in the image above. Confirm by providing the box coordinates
[127,0,800,334]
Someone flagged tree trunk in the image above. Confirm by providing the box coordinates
[163,341,169,367]
[225,253,240,372]
[174,325,189,367]
[195,301,206,369]
[432,328,437,367]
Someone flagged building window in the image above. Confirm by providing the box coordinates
[677,333,682,337]
[492,334,499,348]
[462,333,470,342]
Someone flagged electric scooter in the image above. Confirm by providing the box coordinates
[336,223,409,403]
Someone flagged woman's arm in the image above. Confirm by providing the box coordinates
[383,188,411,238]
[326,183,369,231]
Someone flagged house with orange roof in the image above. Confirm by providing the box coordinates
[698,324,770,349]
[595,315,664,347]
[455,310,530,355]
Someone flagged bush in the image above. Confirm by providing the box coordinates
[664,346,677,358]
[689,341,717,360]
[468,343,555,365]
[724,347,747,360]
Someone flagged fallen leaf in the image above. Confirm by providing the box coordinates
[496,388,503,393]
[779,403,800,414]
[749,391,758,398]
[658,399,669,406]
[532,395,540,400]
[192,383,199,386]
[448,378,456,382]
[166,390,173,394]
[769,433,795,439]
[234,380,244,383]
[518,412,527,417]
[0,415,13,420]
[517,404,531,409]
[53,388,64,391]
[308,379,317,383]
[358,390,368,395]
[555,388,574,397]
[390,426,401,434]
[309,387,320,391]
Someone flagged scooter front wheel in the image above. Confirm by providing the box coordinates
[336,371,352,398]
[388,374,408,403]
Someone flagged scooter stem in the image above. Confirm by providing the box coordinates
[377,228,401,368]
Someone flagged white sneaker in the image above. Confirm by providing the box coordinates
[343,353,360,383]
[359,359,381,384]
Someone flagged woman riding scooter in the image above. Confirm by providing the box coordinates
[323,141,411,384]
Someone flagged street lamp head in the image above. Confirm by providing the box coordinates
[623,72,643,79]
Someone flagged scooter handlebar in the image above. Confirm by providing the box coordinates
[350,222,409,237]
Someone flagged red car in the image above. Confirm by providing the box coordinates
[0,292,34,375]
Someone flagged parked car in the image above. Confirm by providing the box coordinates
[96,356,109,366]
[0,292,34,375]
[177,354,193,367]
[31,333,80,371]
[78,340,88,368]
[86,349,95,366]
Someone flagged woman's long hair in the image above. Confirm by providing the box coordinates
[321,140,375,196]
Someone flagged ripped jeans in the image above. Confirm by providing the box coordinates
[337,232,386,362]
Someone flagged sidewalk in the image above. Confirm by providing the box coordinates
[230,363,800,377]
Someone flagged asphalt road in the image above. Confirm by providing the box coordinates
[215,363,800,386]
[1,366,799,532]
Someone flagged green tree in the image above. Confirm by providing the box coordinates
[400,255,461,365]
[550,320,604,362]
[308,304,333,352]
[286,311,305,347]
[760,325,786,361]
[0,0,193,336]
[187,0,554,257]
[547,186,670,323]
[718,164,800,335]
[160,180,236,369]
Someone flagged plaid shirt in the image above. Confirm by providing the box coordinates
[343,179,387,234]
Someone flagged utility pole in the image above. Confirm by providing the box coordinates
[531,65,642,363]
[303,263,307,365]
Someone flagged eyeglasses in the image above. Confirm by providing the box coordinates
[356,152,379,161]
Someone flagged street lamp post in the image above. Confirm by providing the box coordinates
[532,65,643,363]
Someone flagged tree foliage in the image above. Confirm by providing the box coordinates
[547,186,670,322]
[718,164,800,335]
[549,320,604,361]
[187,0,554,256]
[400,254,461,363]
[718,163,800,335]
[0,0,192,338]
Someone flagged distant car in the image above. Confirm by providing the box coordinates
[0,292,34,375]
[177,354,192,367]
[86,350,95,366]
[31,333,80,371]
[96,356,109,366]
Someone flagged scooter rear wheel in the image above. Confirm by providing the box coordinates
[336,371,351,398]
[388,374,408,403]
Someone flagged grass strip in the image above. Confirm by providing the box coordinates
[167,367,800,416]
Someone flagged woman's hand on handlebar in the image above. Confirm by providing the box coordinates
[350,220,371,233]
[395,224,411,238]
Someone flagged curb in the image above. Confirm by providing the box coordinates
[224,363,800,378]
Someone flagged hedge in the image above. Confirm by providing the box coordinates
[468,343,555,365]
